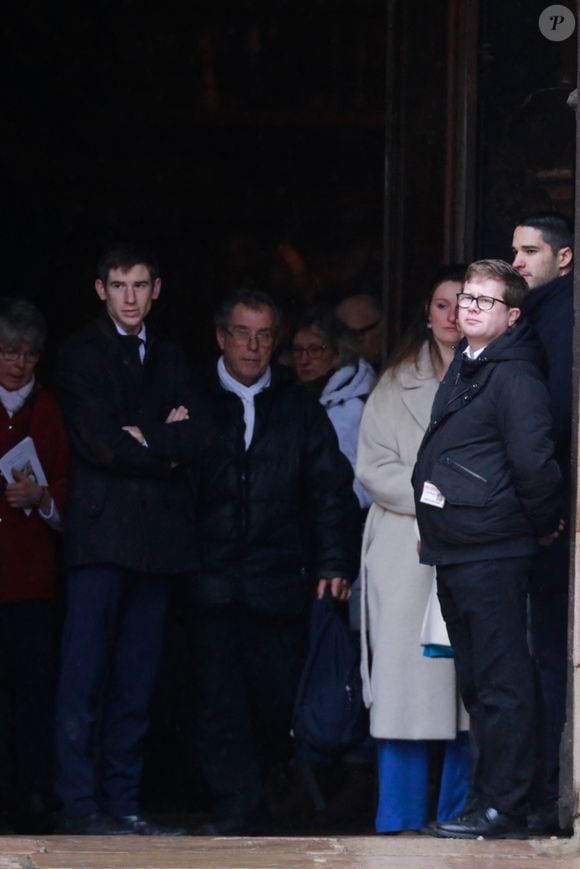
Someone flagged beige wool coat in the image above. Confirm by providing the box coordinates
[356,342,467,740]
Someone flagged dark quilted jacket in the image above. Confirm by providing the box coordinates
[412,322,561,566]
[192,365,361,614]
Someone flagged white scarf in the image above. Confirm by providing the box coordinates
[0,377,35,417]
[217,357,271,449]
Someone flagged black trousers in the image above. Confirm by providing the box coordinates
[529,535,569,804]
[0,600,55,808]
[436,557,537,818]
[188,603,308,820]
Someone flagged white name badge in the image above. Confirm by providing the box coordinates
[420,481,446,509]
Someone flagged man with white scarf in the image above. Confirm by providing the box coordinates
[188,288,359,836]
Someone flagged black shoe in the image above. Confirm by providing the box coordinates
[528,802,572,837]
[420,791,485,835]
[115,814,187,836]
[430,807,528,840]
[420,805,474,837]
[195,813,272,836]
[57,812,133,835]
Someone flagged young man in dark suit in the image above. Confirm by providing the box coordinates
[54,244,198,835]
[512,214,574,835]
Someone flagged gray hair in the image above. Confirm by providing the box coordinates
[0,297,47,353]
[214,289,282,332]
[292,308,359,369]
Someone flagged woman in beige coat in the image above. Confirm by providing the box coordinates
[357,266,470,833]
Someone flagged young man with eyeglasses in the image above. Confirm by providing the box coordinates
[412,259,562,839]
[185,288,360,836]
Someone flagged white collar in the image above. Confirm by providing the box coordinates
[463,344,486,360]
[113,321,147,343]
[0,376,35,417]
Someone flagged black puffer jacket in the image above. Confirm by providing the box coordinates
[192,365,360,614]
[412,323,561,566]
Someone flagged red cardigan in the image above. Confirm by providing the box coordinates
[0,386,69,603]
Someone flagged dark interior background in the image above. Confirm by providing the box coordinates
[3,1,577,372]
[3,0,578,816]
[4,1,386,371]
[477,0,576,259]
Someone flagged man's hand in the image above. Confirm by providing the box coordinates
[122,425,146,446]
[165,406,189,423]
[5,469,46,510]
[316,577,351,602]
[539,518,565,547]
[122,404,189,445]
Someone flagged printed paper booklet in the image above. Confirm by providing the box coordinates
[0,436,47,516]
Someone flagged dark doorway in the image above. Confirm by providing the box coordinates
[4,2,386,367]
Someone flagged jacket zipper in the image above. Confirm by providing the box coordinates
[444,457,487,482]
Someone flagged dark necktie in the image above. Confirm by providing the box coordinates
[119,334,144,366]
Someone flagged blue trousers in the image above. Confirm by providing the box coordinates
[55,566,168,818]
[376,733,470,832]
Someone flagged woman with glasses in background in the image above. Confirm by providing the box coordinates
[291,309,376,510]
[0,297,68,832]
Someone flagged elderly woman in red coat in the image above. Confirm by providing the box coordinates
[0,297,68,831]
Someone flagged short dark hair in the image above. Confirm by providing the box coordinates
[292,308,359,368]
[214,289,282,331]
[0,296,47,354]
[96,243,160,284]
[517,212,574,256]
[464,259,529,308]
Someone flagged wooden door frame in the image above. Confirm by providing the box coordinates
[565,0,580,833]
[384,0,580,834]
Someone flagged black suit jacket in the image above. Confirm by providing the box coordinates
[57,312,199,575]
[523,271,573,483]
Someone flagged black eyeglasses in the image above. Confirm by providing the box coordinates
[291,343,329,360]
[223,326,275,346]
[456,293,510,312]
[0,347,40,364]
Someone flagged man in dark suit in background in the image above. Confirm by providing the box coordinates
[512,213,574,834]
[335,293,384,371]
[54,244,199,835]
